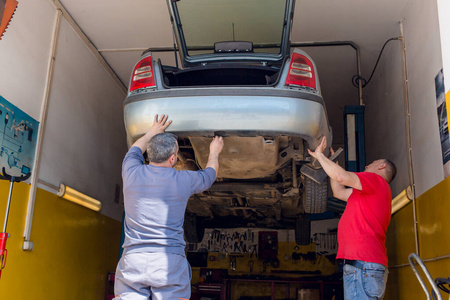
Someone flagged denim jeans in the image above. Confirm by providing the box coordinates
[343,261,388,300]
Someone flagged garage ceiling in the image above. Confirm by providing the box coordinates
[58,0,412,144]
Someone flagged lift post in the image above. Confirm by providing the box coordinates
[344,105,366,172]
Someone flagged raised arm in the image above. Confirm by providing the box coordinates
[308,137,361,201]
[329,177,353,202]
[132,114,172,153]
[206,136,224,174]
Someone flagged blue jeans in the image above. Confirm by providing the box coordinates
[343,261,388,300]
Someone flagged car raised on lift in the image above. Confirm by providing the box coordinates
[123,0,333,245]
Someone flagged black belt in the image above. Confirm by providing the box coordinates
[343,259,365,269]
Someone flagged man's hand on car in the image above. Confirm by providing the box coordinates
[149,114,172,136]
[308,136,327,159]
[206,136,224,174]
[132,114,172,152]
[210,136,224,155]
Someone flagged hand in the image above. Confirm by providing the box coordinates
[210,136,224,155]
[206,136,224,173]
[131,114,173,153]
[308,136,327,159]
[149,114,172,136]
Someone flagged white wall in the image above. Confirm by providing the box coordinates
[0,0,127,221]
[364,36,409,197]
[0,0,55,120]
[365,0,444,197]
[403,0,444,196]
[437,0,450,93]
[39,17,127,220]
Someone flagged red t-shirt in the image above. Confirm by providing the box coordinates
[336,172,392,267]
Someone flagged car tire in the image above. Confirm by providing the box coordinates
[184,212,205,243]
[295,216,311,245]
[303,177,328,214]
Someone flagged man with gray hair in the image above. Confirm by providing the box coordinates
[115,114,224,300]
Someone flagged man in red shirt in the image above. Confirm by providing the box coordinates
[309,136,396,300]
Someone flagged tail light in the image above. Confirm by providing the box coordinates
[285,51,316,89]
[129,54,156,92]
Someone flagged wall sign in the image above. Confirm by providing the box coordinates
[0,95,39,180]
[435,69,450,177]
[188,228,259,255]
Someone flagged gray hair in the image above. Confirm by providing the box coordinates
[147,133,178,163]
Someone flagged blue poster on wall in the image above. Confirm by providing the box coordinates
[0,95,39,180]
[435,69,450,178]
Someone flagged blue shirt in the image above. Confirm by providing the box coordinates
[121,146,216,255]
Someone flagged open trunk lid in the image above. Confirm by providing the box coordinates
[167,0,296,67]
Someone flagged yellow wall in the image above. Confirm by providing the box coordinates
[0,180,121,299]
[385,175,450,299]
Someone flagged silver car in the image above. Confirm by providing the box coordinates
[123,0,333,245]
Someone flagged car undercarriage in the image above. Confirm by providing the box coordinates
[172,135,330,245]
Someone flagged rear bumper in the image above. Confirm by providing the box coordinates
[124,88,332,148]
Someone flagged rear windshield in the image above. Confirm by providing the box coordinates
[174,0,288,56]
